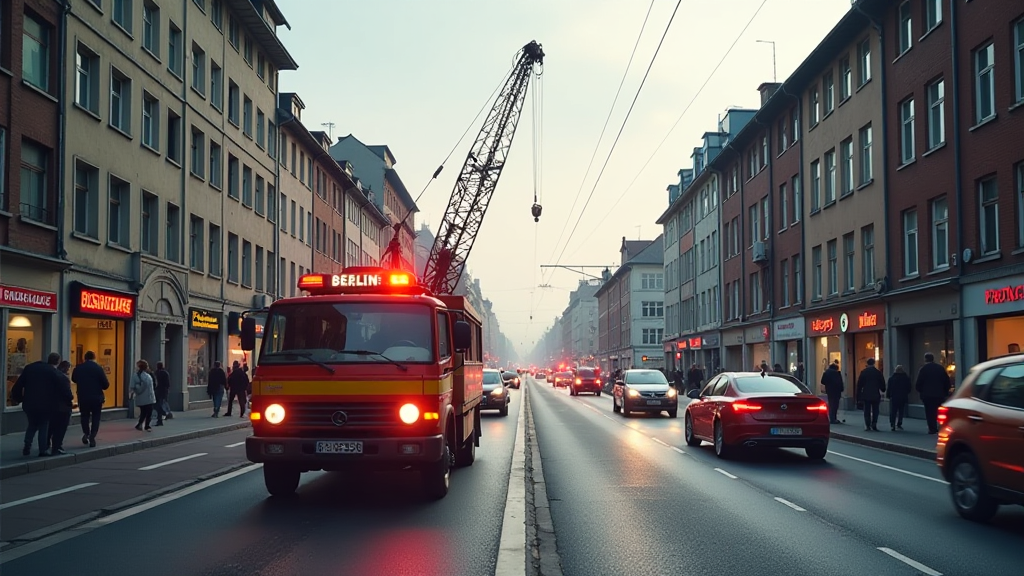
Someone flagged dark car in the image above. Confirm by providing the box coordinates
[551,371,573,388]
[480,369,509,416]
[612,369,677,417]
[502,371,521,389]
[570,367,602,396]
[683,372,830,460]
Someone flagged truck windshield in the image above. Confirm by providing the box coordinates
[259,302,434,365]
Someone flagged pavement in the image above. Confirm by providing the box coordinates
[827,407,938,459]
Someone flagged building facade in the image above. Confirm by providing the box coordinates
[559,279,600,366]
[594,236,664,373]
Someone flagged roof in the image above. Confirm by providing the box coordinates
[385,168,418,213]
[595,235,665,298]
[622,239,652,260]
[656,163,715,224]
[225,0,297,70]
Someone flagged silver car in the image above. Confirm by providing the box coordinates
[612,369,678,418]
[480,369,510,416]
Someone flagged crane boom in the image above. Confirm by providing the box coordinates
[422,41,545,295]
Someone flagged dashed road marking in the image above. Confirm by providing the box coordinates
[0,483,99,511]
[773,497,806,512]
[714,468,738,479]
[224,441,246,448]
[651,437,670,447]
[877,547,943,575]
[828,450,947,484]
[138,453,209,471]
[671,446,686,455]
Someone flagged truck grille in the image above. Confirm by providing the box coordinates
[286,402,398,427]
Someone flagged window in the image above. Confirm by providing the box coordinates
[23,13,50,92]
[792,175,801,223]
[862,225,875,287]
[255,246,264,292]
[209,142,222,188]
[20,140,49,223]
[242,241,252,287]
[750,272,762,313]
[1018,163,1024,248]
[641,273,664,290]
[812,245,822,299]
[779,182,788,230]
[924,0,941,32]
[142,93,159,150]
[927,79,945,149]
[290,199,297,235]
[208,223,222,277]
[268,121,277,159]
[761,197,769,240]
[903,210,919,276]
[900,98,915,164]
[809,87,820,125]
[256,109,265,148]
[166,203,181,263]
[266,250,275,295]
[781,258,790,307]
[112,0,132,32]
[191,43,206,95]
[931,196,949,269]
[749,205,759,245]
[979,178,999,255]
[641,301,664,318]
[255,176,265,215]
[839,57,851,101]
[793,254,803,303]
[858,37,872,86]
[190,127,205,179]
[243,35,253,65]
[257,52,266,80]
[168,23,183,77]
[109,69,131,133]
[822,72,834,115]
[243,96,253,137]
[840,138,854,196]
[211,0,223,29]
[242,166,252,207]
[166,110,182,164]
[267,184,277,223]
[974,43,995,123]
[898,1,912,54]
[827,239,838,296]
[227,233,239,283]
[641,328,664,345]
[227,154,239,199]
[75,44,99,114]
[107,176,130,247]
[189,215,204,271]
[142,2,159,55]
[843,233,855,292]
[792,109,800,143]
[824,149,836,204]
[210,63,222,110]
[142,192,158,255]
[73,161,99,238]
[1015,19,1024,104]
[810,159,821,212]
[859,124,873,183]
[228,15,239,49]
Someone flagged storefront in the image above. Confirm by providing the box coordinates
[962,274,1024,369]
[806,304,887,404]
[772,317,805,377]
[888,288,959,400]
[69,282,136,410]
[743,324,771,371]
[3,284,58,410]
[187,308,220,399]
[722,328,744,371]
[664,341,677,372]
[227,311,264,370]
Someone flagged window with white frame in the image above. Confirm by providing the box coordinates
[900,98,915,164]
[812,245,822,299]
[858,37,872,86]
[210,63,222,111]
[190,214,204,271]
[168,23,182,77]
[931,196,949,269]
[641,301,664,318]
[903,210,919,276]
[927,79,945,150]
[141,192,158,255]
[641,328,663,345]
[840,138,854,195]
[109,69,131,133]
[823,72,834,115]
[979,177,999,255]
[827,239,838,295]
[256,109,265,148]
[255,176,265,215]
[974,43,995,123]
[898,1,912,54]
[1018,163,1024,248]
[242,165,252,207]
[824,149,836,203]
[209,143,222,188]
[793,254,803,303]
[227,155,238,199]
[792,175,801,223]
[809,87,820,125]
[112,0,132,32]
[142,1,159,56]
[23,13,50,92]
[166,109,182,163]
[840,56,851,101]
[191,43,206,95]
[811,159,821,212]
[190,127,205,179]
[108,175,130,247]
[641,273,663,290]
[73,161,99,238]
[924,0,941,32]
[75,44,99,114]
[1015,19,1024,104]
[859,124,873,184]
[243,96,253,137]
[20,140,49,223]
[861,225,875,286]
[142,93,159,150]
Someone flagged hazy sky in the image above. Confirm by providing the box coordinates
[275,0,852,355]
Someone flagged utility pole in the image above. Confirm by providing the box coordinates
[321,122,336,140]
[756,40,777,83]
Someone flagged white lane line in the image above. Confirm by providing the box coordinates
[714,468,738,479]
[494,378,528,576]
[877,547,943,576]
[773,497,806,512]
[0,483,99,511]
[828,450,948,484]
[651,437,670,447]
[671,446,686,455]
[138,453,208,471]
[224,441,246,448]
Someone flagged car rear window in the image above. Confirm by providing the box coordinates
[734,376,810,394]
[626,371,669,385]
[577,368,596,378]
[555,372,573,378]
[483,372,502,385]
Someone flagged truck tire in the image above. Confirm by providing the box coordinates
[424,433,452,500]
[456,426,477,467]
[264,464,300,497]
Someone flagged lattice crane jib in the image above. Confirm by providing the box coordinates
[422,41,545,296]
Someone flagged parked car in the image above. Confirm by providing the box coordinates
[552,371,573,388]
[502,370,521,389]
[480,369,510,416]
[612,369,677,417]
[570,367,602,396]
[936,353,1024,522]
[683,372,829,460]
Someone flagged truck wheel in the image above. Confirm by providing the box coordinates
[424,433,452,500]
[264,464,300,497]
[456,427,477,467]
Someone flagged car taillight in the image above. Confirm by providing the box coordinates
[807,402,828,412]
[575,378,582,384]
[731,401,762,412]
[937,406,949,426]
[595,378,601,384]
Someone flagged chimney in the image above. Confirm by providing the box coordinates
[758,82,782,106]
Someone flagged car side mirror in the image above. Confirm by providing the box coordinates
[453,320,471,351]
[240,317,257,351]
[686,389,701,399]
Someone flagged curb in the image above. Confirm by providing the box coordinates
[830,431,937,460]
[0,421,251,480]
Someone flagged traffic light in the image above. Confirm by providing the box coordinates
[641,355,649,362]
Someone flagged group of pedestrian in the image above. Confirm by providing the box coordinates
[205,360,250,418]
[837,352,952,433]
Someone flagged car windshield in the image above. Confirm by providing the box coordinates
[555,372,573,379]
[259,302,434,364]
[734,376,810,394]
[577,368,597,378]
[626,371,668,385]
[483,371,502,385]
[502,372,517,380]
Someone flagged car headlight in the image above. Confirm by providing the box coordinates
[490,387,504,396]
[666,388,677,398]
[628,388,640,397]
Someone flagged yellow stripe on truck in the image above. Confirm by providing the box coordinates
[260,379,447,396]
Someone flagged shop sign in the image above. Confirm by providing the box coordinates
[984,284,1024,305]
[688,337,702,350]
[808,315,838,335]
[701,334,720,347]
[676,340,688,350]
[189,308,221,332]
[0,284,57,312]
[71,283,135,319]
[744,325,768,343]
[843,307,885,333]
[773,319,805,341]
[663,342,674,353]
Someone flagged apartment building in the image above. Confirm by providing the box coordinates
[594,236,664,373]
[1,0,67,433]
[557,279,600,365]
[61,0,296,413]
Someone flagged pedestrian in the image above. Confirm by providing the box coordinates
[48,361,75,455]
[153,362,172,426]
[820,361,844,424]
[686,364,704,392]
[886,365,911,431]
[208,361,227,417]
[915,353,951,434]
[71,350,110,448]
[10,352,63,457]
[225,360,250,418]
[855,358,886,431]
[795,361,805,384]
[773,363,785,374]
[130,360,157,432]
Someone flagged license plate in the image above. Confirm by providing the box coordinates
[770,427,802,436]
[646,400,662,405]
[315,441,363,454]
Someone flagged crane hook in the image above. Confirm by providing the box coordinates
[531,203,543,223]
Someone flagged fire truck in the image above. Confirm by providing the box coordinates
[239,41,544,498]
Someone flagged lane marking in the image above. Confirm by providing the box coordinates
[138,453,209,471]
[494,380,528,576]
[828,450,948,484]
[224,441,246,448]
[651,437,670,447]
[714,468,738,479]
[877,547,943,576]
[0,483,99,511]
[774,497,806,512]
[671,446,686,455]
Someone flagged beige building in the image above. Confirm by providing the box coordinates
[275,93,315,297]
[62,0,296,413]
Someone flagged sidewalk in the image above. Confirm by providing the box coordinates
[828,408,938,460]
[0,408,250,480]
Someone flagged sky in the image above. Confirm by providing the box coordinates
[275,0,853,356]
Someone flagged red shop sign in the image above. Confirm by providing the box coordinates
[0,284,58,312]
[985,284,1024,305]
[809,316,836,334]
[688,337,702,349]
[71,283,135,319]
[676,340,688,350]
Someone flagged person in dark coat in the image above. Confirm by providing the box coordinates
[855,358,887,431]
[71,350,110,448]
[207,361,227,417]
[10,352,63,457]
[154,362,172,426]
[886,365,912,431]
[686,364,704,392]
[915,353,951,434]
[225,361,250,418]
[794,361,806,384]
[48,361,75,454]
[820,362,844,424]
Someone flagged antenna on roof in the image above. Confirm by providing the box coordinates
[321,122,336,140]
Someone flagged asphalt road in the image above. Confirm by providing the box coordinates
[530,378,1023,576]
[0,390,522,576]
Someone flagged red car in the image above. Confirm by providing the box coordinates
[683,372,830,459]
[570,367,602,396]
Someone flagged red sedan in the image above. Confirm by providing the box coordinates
[683,372,830,460]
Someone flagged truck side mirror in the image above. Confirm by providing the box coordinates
[240,317,257,351]
[453,320,471,352]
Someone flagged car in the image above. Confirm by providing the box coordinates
[480,369,510,416]
[570,367,602,396]
[683,371,829,460]
[936,353,1024,523]
[535,372,546,382]
[612,369,678,418]
[552,371,573,388]
[502,370,521,389]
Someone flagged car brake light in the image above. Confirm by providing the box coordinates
[937,406,949,426]
[595,378,601,384]
[731,401,762,412]
[575,378,582,384]
[807,402,828,411]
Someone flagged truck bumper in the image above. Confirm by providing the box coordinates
[246,434,445,471]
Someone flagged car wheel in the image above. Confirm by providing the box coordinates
[263,464,300,497]
[667,409,678,419]
[499,403,509,417]
[684,413,701,446]
[950,452,999,522]
[456,426,477,467]
[621,400,630,417]
[805,445,827,460]
[423,432,452,500]
[713,420,732,459]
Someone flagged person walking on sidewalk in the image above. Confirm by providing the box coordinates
[224,360,250,418]
[130,360,157,432]
[686,364,704,393]
[208,361,227,417]
[887,365,911,431]
[153,362,172,426]
[72,350,110,448]
[10,352,63,457]
[821,362,845,424]
[48,361,75,454]
[915,353,951,434]
[856,358,886,431]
